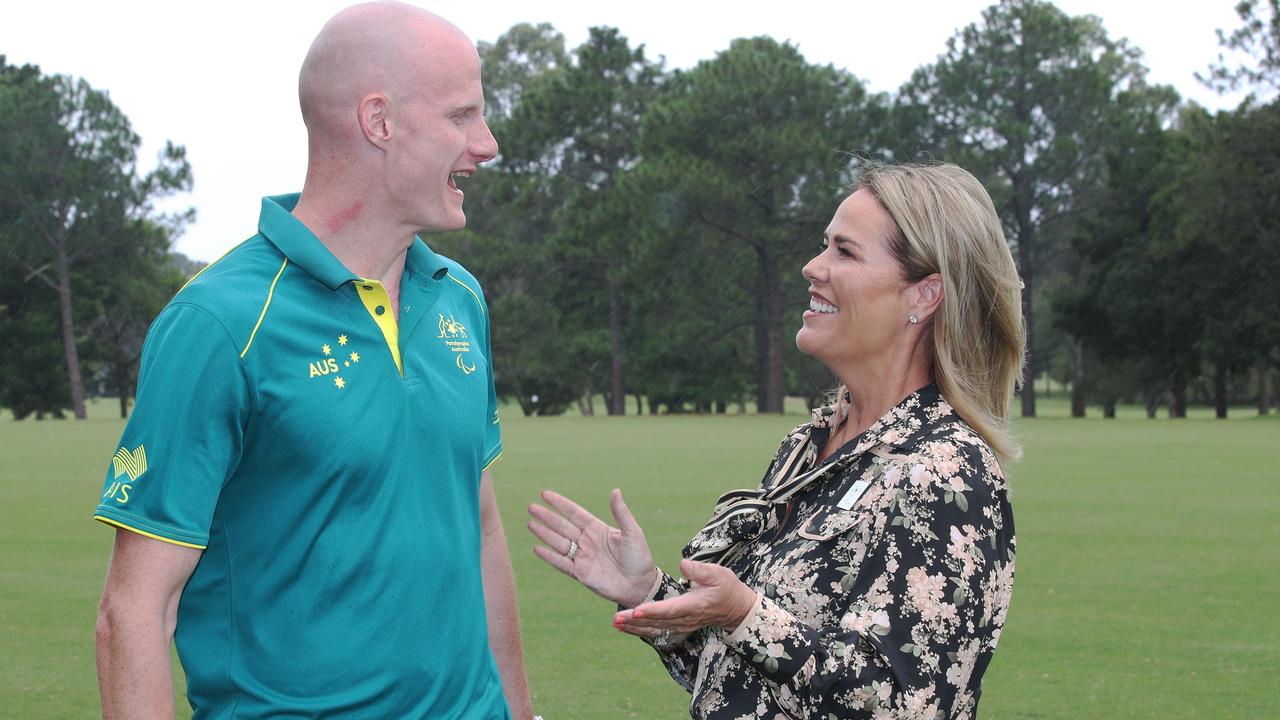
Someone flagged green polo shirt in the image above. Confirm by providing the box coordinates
[93,194,507,719]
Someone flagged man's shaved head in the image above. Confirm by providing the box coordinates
[293,1,496,236]
[299,1,473,141]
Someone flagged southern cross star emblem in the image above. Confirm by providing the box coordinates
[309,334,359,390]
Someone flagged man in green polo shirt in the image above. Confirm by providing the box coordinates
[92,4,533,718]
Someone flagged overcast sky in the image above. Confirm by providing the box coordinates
[1,0,1253,261]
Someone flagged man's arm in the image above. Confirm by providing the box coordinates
[96,529,202,720]
[479,470,533,720]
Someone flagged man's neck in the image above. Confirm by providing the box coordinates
[292,190,415,317]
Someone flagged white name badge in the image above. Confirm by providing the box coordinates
[836,478,872,510]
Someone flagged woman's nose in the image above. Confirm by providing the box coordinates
[801,254,824,284]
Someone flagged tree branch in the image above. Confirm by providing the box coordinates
[14,192,65,252]
[22,262,59,290]
[692,207,763,250]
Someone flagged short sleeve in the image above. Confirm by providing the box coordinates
[481,304,502,471]
[93,303,251,549]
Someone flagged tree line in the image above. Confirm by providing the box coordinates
[3,0,1277,421]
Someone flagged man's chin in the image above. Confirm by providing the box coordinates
[417,212,468,234]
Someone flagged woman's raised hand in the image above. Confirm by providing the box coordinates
[529,489,660,608]
[612,558,758,638]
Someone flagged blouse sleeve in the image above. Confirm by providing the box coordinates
[637,570,714,692]
[720,442,1016,719]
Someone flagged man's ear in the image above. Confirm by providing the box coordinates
[358,93,391,148]
[909,273,944,323]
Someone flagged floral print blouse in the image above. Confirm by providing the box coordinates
[644,385,1016,720]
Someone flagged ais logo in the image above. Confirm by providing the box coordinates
[103,445,147,504]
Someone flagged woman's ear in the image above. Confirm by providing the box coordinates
[909,273,944,323]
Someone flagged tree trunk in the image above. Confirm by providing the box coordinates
[1068,336,1085,418]
[1145,392,1159,419]
[55,245,88,419]
[715,400,727,414]
[1103,400,1116,419]
[1169,370,1187,419]
[577,388,594,416]
[754,242,784,413]
[634,393,642,416]
[648,397,659,415]
[1213,365,1228,419]
[607,275,626,416]
[1071,385,1086,418]
[117,368,133,419]
[1258,365,1272,416]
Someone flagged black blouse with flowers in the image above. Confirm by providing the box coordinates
[644,385,1016,720]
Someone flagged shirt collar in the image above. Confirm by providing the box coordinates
[258,193,450,291]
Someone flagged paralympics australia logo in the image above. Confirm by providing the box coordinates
[102,444,147,504]
[438,313,476,375]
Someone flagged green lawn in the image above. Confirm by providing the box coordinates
[1,396,1276,719]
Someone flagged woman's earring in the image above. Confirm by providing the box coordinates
[909,314,919,325]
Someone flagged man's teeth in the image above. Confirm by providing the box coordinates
[809,297,838,314]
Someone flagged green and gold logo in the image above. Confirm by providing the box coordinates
[308,333,360,390]
[438,313,476,375]
[103,444,147,504]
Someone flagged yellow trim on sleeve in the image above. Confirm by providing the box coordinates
[240,258,289,359]
[482,451,503,472]
[94,516,207,550]
[447,273,486,315]
[354,279,403,375]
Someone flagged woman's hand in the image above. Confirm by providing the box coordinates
[528,489,659,608]
[613,558,758,638]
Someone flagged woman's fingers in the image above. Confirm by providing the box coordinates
[612,620,666,639]
[532,543,576,578]
[527,502,579,543]
[618,594,698,626]
[609,488,645,537]
[540,490,601,531]
[527,518,572,555]
[613,614,698,635]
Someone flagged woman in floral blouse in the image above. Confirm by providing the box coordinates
[529,162,1025,719]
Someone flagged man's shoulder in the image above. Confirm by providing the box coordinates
[172,234,285,315]
[154,234,287,350]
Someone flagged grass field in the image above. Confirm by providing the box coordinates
[1,396,1277,719]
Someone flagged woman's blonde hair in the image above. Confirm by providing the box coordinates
[849,162,1026,466]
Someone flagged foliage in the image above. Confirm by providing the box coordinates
[895,0,1173,417]
[0,56,191,419]
[1201,0,1280,98]
[638,37,882,412]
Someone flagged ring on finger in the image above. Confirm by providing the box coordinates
[655,627,672,648]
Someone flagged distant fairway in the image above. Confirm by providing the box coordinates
[1,397,1276,719]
